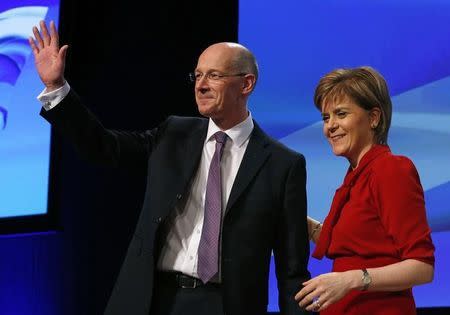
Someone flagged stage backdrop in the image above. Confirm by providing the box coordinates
[239,0,450,311]
[0,0,59,219]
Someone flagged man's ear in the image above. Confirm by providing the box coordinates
[242,74,256,95]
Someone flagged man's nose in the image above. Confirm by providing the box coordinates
[195,76,209,92]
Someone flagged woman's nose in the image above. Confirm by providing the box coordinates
[326,117,339,133]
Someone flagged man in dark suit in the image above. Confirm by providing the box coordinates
[30,21,310,315]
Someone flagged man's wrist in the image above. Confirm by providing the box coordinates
[38,81,70,111]
[45,78,66,92]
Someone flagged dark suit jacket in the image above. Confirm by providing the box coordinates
[41,90,310,315]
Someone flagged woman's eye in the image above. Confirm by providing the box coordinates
[337,111,347,118]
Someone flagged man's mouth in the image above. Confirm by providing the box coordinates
[197,94,214,100]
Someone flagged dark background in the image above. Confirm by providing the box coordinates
[0,0,447,314]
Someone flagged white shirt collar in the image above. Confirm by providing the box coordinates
[206,112,254,148]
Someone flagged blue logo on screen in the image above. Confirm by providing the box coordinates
[0,6,48,129]
[0,107,6,129]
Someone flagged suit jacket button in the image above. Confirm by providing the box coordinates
[176,194,182,200]
[154,217,162,223]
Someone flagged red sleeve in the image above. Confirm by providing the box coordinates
[370,156,435,266]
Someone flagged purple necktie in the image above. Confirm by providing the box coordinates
[197,131,228,283]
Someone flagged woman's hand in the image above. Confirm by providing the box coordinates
[307,216,322,243]
[295,270,360,312]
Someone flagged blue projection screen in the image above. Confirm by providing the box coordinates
[239,0,450,310]
[0,0,59,220]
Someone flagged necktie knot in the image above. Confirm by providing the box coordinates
[214,131,228,145]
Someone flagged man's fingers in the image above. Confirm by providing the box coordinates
[28,37,39,55]
[59,45,69,61]
[32,26,44,49]
[50,20,59,47]
[39,20,51,46]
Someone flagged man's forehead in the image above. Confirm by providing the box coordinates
[196,50,234,71]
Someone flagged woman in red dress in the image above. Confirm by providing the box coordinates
[295,67,435,314]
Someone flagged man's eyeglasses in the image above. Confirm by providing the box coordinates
[188,71,247,83]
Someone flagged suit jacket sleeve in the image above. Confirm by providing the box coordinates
[40,89,167,170]
[274,154,311,314]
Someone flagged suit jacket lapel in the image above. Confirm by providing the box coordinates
[225,122,271,215]
[181,119,208,185]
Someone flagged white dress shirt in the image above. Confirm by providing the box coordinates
[37,83,254,282]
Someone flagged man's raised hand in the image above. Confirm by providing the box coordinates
[29,20,68,92]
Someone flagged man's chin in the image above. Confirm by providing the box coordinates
[198,110,215,119]
[197,104,215,118]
